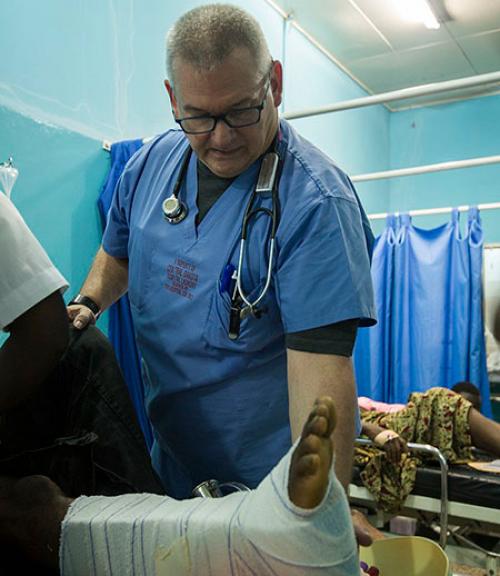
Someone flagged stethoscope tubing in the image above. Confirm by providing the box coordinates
[236,139,282,315]
[236,236,276,312]
[165,136,283,319]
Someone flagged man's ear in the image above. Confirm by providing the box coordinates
[164,79,179,117]
[270,60,283,108]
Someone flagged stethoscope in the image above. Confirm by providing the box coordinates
[162,136,283,339]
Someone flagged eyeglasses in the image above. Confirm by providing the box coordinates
[175,77,271,135]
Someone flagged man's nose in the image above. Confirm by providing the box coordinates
[210,118,235,145]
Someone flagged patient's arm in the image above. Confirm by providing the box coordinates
[468,407,500,458]
[0,289,68,411]
[361,420,385,441]
[361,420,408,463]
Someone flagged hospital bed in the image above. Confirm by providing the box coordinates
[349,438,500,575]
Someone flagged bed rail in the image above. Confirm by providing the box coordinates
[354,438,449,548]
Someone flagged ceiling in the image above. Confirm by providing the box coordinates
[269,0,500,110]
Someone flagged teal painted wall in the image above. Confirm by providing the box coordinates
[0,104,110,339]
[0,0,496,268]
[0,105,108,291]
[0,0,390,303]
[284,26,390,215]
[381,94,500,241]
[0,0,280,141]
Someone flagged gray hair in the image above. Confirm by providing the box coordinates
[166,4,271,84]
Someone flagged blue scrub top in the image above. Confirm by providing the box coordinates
[103,119,376,498]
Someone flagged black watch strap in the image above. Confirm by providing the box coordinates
[68,294,101,316]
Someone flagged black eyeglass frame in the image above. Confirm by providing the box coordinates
[174,70,272,135]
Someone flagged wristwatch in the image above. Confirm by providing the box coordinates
[68,294,101,317]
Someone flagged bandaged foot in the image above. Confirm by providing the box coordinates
[61,396,359,575]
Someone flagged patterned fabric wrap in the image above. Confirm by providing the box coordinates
[354,387,473,512]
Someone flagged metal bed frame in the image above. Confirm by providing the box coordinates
[349,438,500,575]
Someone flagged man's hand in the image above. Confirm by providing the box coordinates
[67,304,97,330]
[351,508,385,546]
[67,246,129,330]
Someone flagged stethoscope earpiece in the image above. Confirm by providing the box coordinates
[162,194,188,224]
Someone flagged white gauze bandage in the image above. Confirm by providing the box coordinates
[60,441,359,575]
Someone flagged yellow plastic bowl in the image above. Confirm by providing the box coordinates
[359,536,449,576]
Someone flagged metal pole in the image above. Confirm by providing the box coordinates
[368,201,500,221]
[352,154,500,183]
[355,438,449,549]
[283,71,500,120]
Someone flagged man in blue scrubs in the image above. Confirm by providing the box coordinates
[69,4,376,507]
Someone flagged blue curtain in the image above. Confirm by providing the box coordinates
[354,216,396,402]
[98,139,154,447]
[354,208,491,417]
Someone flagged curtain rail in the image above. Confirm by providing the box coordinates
[103,71,500,149]
[368,202,500,221]
[102,72,500,151]
[352,154,500,182]
[283,71,500,120]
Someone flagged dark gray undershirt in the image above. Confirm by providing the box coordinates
[196,160,234,224]
[196,160,359,356]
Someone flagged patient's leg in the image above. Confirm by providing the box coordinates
[469,408,500,457]
[2,397,357,575]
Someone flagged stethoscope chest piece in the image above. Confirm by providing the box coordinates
[162,194,188,224]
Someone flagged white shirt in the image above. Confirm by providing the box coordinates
[0,192,68,330]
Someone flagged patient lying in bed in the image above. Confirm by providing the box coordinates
[356,385,500,512]
[0,397,360,576]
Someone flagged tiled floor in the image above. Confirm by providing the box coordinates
[446,536,500,575]
[450,562,490,575]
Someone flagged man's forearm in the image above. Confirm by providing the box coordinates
[78,246,129,312]
[287,350,356,490]
[330,379,356,489]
